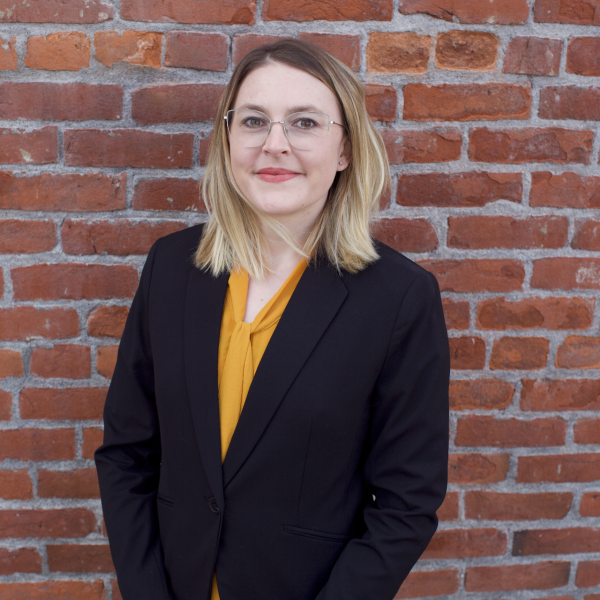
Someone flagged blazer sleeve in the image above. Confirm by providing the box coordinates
[94,239,173,600]
[315,270,450,600]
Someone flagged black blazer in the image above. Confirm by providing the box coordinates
[95,223,450,600]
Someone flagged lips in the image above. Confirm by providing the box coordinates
[255,168,302,183]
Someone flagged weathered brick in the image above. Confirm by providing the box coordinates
[514,528,600,556]
[0,390,10,420]
[518,454,600,483]
[504,37,563,76]
[25,32,90,71]
[132,177,204,212]
[12,264,138,301]
[465,561,570,592]
[419,259,525,292]
[0,220,56,254]
[530,172,600,208]
[0,429,75,461]
[397,172,522,207]
[263,0,393,21]
[112,580,123,600]
[0,0,113,23]
[0,127,58,165]
[540,86,600,121]
[121,0,255,24]
[469,127,594,164]
[365,85,397,122]
[581,492,600,516]
[97,345,118,379]
[82,427,103,459]
[0,35,17,70]
[0,547,41,575]
[30,344,91,379]
[395,569,459,599]
[399,0,529,23]
[532,258,600,290]
[231,34,284,66]
[449,337,486,370]
[574,418,600,445]
[0,349,23,379]
[478,297,594,331]
[20,387,106,421]
[0,470,33,500]
[442,299,470,330]
[64,129,194,168]
[567,38,600,76]
[435,31,497,71]
[576,561,600,588]
[522,379,600,411]
[556,336,600,369]
[573,219,600,251]
[490,337,549,370]
[422,528,507,559]
[534,0,600,24]
[0,307,80,341]
[449,379,514,410]
[165,32,229,71]
[437,492,459,521]
[449,453,510,484]
[38,469,100,499]
[47,544,114,573]
[0,508,96,538]
[94,31,162,68]
[374,218,438,253]
[367,33,431,73]
[298,33,361,71]
[0,83,122,121]
[88,306,129,338]
[383,129,461,164]
[465,492,572,520]
[0,581,104,599]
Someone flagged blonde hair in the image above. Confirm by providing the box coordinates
[194,38,390,278]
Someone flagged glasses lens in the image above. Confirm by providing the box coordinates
[227,109,270,148]
[284,112,330,150]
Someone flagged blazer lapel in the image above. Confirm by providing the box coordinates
[222,260,348,488]
[184,266,228,509]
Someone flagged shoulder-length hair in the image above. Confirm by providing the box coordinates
[194,38,390,278]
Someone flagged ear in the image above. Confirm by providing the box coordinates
[337,135,352,171]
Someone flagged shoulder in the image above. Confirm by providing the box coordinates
[152,222,206,263]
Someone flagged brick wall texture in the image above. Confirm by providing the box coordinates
[1,0,600,598]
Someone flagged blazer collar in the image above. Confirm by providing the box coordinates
[183,258,348,503]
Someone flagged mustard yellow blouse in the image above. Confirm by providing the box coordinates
[211,258,307,600]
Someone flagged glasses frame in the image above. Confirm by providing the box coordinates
[224,108,347,150]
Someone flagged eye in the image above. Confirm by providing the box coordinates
[291,118,317,130]
[242,117,267,129]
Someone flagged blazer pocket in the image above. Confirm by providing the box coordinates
[283,524,350,543]
[157,494,174,508]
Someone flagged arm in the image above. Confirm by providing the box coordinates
[95,239,173,600]
[316,271,450,600]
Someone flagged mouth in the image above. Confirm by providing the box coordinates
[255,168,302,183]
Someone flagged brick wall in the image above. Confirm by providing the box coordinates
[0,0,599,599]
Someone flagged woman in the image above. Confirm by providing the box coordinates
[95,38,450,600]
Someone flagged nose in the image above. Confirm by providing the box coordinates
[262,121,290,154]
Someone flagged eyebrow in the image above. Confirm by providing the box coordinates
[239,103,326,115]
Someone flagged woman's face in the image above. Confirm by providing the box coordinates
[227,61,351,233]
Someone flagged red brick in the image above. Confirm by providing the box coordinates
[567,38,600,76]
[575,418,600,445]
[435,31,497,71]
[20,387,106,421]
[469,127,594,164]
[88,306,129,338]
[30,344,90,379]
[490,336,549,370]
[419,259,525,292]
[397,172,522,207]
[573,219,600,251]
[581,492,600,516]
[0,349,23,378]
[478,297,594,331]
[47,544,114,573]
[64,129,193,169]
[395,569,459,599]
[298,33,361,71]
[449,337,486,370]
[0,307,79,341]
[533,258,600,291]
[199,131,212,166]
[112,580,122,600]
[0,35,17,70]
[456,416,565,447]
[450,379,514,410]
[0,220,56,253]
[165,32,229,71]
[0,172,126,211]
[0,581,104,599]
[0,0,112,22]
[448,215,567,250]
[0,429,74,460]
[132,177,204,212]
[534,0,600,24]
[586,595,600,600]
[383,129,461,164]
[94,31,162,68]
[264,0,392,21]
[25,32,90,71]
[442,299,469,330]
[533,596,574,600]
[518,454,600,483]
[0,470,33,500]
[405,83,530,121]
[39,469,100,499]
[540,86,600,121]
[530,171,600,208]
[132,83,224,126]
[557,336,600,369]
[0,82,122,121]
[0,390,10,420]
[0,548,41,575]
[121,0,254,23]
[12,264,138,301]
[83,427,103,459]
[465,561,570,592]
[449,453,510,484]
[504,37,563,76]
[231,34,283,66]
[0,508,96,539]
[437,492,458,521]
[97,345,118,379]
[367,33,431,73]
[422,528,506,559]
[522,379,600,411]
[577,561,600,588]
[465,492,572,520]
[514,528,600,556]
[365,85,397,122]
[62,220,187,255]
[399,0,529,23]
[374,218,438,253]
[0,127,58,165]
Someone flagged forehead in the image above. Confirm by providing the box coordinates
[232,61,342,118]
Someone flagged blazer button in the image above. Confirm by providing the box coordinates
[209,498,220,513]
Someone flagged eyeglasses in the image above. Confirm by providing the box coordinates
[225,108,346,151]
